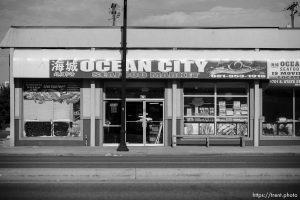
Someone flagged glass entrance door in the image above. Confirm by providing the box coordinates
[126,102,144,144]
[146,102,163,145]
[126,101,164,146]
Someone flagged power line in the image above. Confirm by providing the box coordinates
[283,1,299,28]
[109,3,121,26]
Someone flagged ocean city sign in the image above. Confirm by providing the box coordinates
[49,59,267,79]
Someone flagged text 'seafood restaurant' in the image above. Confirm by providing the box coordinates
[1,26,300,147]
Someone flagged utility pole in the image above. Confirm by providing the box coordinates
[109,3,120,26]
[117,0,129,151]
[284,2,299,28]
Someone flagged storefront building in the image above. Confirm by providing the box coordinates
[1,26,300,147]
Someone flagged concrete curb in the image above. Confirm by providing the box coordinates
[1,168,300,182]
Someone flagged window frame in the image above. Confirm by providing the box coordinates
[261,85,300,140]
[21,81,83,140]
[183,82,249,137]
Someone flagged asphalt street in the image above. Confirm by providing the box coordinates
[0,182,299,200]
[0,154,299,168]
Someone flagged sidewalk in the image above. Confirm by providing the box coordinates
[1,130,300,156]
[0,140,300,156]
[1,139,300,182]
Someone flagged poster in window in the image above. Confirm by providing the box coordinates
[23,82,81,137]
[199,123,214,135]
[217,123,237,135]
[262,123,277,136]
[237,123,248,136]
[278,123,293,136]
[184,123,199,135]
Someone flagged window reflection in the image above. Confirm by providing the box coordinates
[262,87,294,136]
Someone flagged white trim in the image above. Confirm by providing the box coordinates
[103,144,164,147]
[172,81,177,146]
[293,89,296,136]
[217,95,249,98]
[9,48,15,147]
[142,101,146,145]
[104,98,121,101]
[143,144,164,147]
[254,81,260,147]
[214,84,217,135]
[95,87,101,118]
[14,88,20,118]
[184,95,215,97]
[19,137,83,141]
[216,116,249,119]
[260,135,300,140]
[90,80,95,147]
[184,95,248,98]
[126,98,164,102]
[103,144,118,147]
[103,125,121,127]
[184,116,215,118]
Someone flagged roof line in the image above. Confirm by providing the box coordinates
[10,25,119,29]
[10,25,288,29]
[3,47,300,50]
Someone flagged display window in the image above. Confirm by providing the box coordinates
[296,90,300,136]
[262,85,299,137]
[183,82,249,136]
[23,82,81,138]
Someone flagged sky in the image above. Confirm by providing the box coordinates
[0,0,299,84]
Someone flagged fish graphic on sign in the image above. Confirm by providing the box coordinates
[205,61,266,76]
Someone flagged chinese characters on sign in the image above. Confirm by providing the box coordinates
[50,60,78,78]
[49,59,267,79]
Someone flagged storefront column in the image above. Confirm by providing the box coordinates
[254,81,260,147]
[90,80,96,147]
[172,81,177,146]
[96,82,102,147]
[9,48,15,147]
